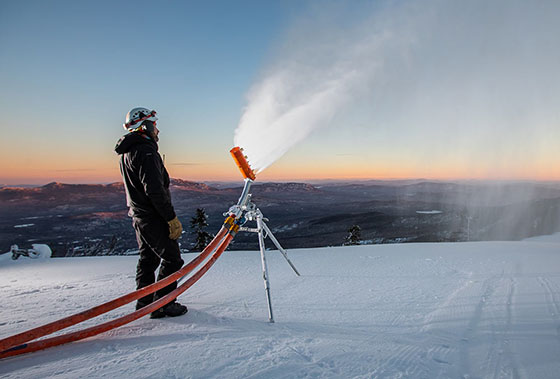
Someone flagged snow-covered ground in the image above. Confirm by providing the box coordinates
[1,235,560,378]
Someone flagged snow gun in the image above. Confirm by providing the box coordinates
[228,146,300,323]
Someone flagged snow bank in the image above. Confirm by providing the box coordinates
[523,232,560,243]
[1,238,560,378]
[32,244,52,259]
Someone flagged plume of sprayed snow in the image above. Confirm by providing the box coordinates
[234,4,395,172]
[234,0,560,175]
[235,70,355,172]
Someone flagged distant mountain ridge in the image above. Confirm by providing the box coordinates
[0,180,324,203]
[170,179,214,191]
[0,182,125,202]
[252,182,319,193]
[2,179,559,257]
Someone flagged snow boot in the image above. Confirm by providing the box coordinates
[150,301,188,319]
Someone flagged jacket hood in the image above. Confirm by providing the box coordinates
[115,132,156,155]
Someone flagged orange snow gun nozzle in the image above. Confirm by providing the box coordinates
[230,146,256,181]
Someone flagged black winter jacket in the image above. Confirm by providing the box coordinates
[115,133,176,221]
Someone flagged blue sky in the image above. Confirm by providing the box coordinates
[0,0,294,127]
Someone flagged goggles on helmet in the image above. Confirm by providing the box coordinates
[123,110,158,130]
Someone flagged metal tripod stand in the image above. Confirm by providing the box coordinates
[227,179,300,323]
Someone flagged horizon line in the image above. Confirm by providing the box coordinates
[2,177,560,188]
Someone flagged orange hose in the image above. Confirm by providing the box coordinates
[0,233,235,359]
[0,227,228,353]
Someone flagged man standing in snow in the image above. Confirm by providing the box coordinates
[115,107,188,318]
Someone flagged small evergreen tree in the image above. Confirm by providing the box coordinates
[190,208,213,251]
[344,225,362,246]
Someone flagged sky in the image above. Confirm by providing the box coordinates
[0,0,559,185]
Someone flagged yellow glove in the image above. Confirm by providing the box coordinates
[168,216,183,240]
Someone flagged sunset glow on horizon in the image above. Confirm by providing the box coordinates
[2,146,558,186]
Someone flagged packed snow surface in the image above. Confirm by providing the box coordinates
[1,235,560,378]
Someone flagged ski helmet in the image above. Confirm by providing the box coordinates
[123,107,158,132]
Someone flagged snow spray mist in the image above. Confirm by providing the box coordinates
[233,0,560,177]
[233,0,560,240]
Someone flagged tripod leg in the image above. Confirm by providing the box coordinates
[261,222,301,276]
[257,216,274,323]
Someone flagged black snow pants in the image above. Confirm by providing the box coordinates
[132,215,185,307]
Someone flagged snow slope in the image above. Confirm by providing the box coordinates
[1,235,560,378]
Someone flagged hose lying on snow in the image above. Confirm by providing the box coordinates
[0,222,237,359]
[0,230,237,359]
